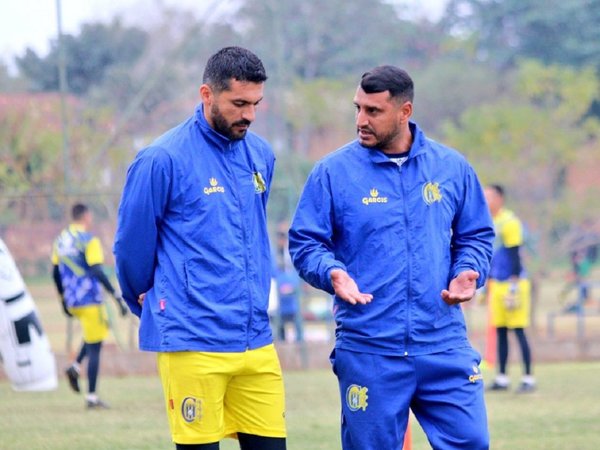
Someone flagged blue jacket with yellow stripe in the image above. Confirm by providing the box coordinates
[114,104,275,352]
[289,122,494,356]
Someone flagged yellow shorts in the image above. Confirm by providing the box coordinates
[489,279,531,328]
[157,343,287,445]
[69,304,109,344]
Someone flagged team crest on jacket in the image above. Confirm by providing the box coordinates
[362,187,388,206]
[181,396,202,422]
[346,384,369,411]
[252,171,267,193]
[422,182,442,205]
[204,177,225,195]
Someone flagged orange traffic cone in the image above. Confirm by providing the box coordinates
[402,420,412,450]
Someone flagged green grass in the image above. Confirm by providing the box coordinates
[2,363,600,449]
[3,275,600,448]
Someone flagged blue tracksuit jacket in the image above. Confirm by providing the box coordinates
[113,104,275,352]
[289,122,494,356]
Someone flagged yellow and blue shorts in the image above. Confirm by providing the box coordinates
[69,304,109,344]
[157,343,287,445]
[489,279,531,329]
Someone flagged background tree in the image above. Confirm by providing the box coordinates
[411,57,502,136]
[442,59,600,262]
[2,0,600,272]
[0,94,132,223]
[442,0,600,70]
[16,19,147,95]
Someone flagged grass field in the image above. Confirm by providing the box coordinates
[2,276,600,449]
[2,362,600,449]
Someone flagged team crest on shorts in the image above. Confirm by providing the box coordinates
[346,384,369,412]
[181,396,202,422]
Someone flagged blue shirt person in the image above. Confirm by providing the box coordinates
[289,65,494,450]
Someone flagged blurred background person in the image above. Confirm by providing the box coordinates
[51,203,127,409]
[562,219,599,313]
[274,221,304,343]
[484,185,535,393]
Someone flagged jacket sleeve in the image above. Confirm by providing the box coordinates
[449,163,495,288]
[288,163,346,295]
[113,148,172,317]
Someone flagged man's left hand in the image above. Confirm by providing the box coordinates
[441,270,480,305]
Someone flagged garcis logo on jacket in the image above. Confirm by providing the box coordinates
[204,177,225,195]
[362,187,388,206]
[422,182,442,205]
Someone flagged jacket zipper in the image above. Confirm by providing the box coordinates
[225,143,253,349]
[399,163,411,356]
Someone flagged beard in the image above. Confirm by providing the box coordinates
[210,104,251,140]
[357,123,401,151]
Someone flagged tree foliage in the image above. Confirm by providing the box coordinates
[411,57,502,135]
[0,94,132,220]
[3,0,600,267]
[237,0,444,82]
[443,0,600,69]
[16,19,147,95]
[442,59,600,260]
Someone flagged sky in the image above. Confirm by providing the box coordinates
[0,0,218,63]
[0,0,449,70]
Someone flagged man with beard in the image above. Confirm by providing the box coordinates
[114,47,286,450]
[289,65,494,449]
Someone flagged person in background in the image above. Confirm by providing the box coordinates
[274,222,304,343]
[51,202,127,409]
[563,219,599,313]
[289,65,494,450]
[484,184,536,393]
[113,47,286,450]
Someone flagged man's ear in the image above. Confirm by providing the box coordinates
[199,84,212,104]
[400,101,413,123]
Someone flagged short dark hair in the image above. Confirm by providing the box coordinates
[71,203,88,221]
[202,46,267,93]
[487,184,505,198]
[360,65,414,103]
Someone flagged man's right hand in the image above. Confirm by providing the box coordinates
[330,269,373,305]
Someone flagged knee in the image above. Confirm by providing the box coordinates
[457,427,489,450]
[432,423,488,450]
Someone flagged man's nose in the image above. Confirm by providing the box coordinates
[242,105,256,123]
[355,109,368,127]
